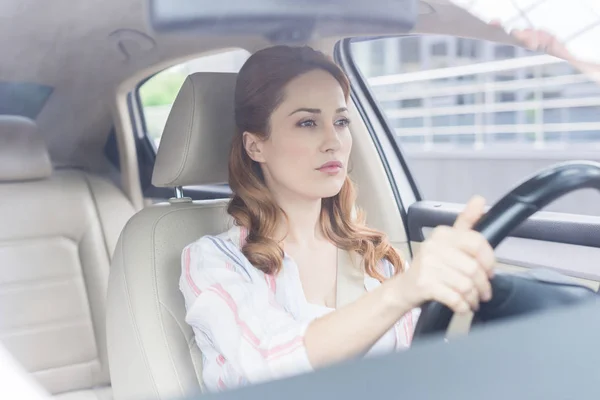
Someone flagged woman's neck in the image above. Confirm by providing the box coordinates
[272,192,324,247]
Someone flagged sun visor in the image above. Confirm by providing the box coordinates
[148,0,418,43]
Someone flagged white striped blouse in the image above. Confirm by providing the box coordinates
[180,224,420,393]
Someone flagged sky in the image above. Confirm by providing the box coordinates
[449,0,600,64]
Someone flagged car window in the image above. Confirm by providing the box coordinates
[350,35,600,216]
[138,48,250,148]
[0,82,53,118]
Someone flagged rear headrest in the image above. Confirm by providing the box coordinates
[152,72,238,188]
[0,115,52,182]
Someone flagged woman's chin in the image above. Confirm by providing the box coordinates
[313,181,346,199]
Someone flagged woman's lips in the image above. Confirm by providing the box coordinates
[317,161,343,174]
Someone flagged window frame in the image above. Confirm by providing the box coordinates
[336,38,422,253]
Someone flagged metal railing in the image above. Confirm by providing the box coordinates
[367,55,600,149]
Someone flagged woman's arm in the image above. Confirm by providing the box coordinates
[503,27,600,85]
[304,273,415,367]
[184,197,494,381]
[304,196,495,368]
[182,237,315,385]
[566,59,600,85]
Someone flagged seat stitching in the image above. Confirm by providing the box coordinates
[30,359,99,375]
[150,213,186,396]
[81,173,111,266]
[119,225,160,397]
[0,233,78,246]
[158,300,205,393]
[51,384,111,398]
[75,223,103,386]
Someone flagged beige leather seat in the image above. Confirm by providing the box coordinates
[106,72,238,400]
[0,116,135,399]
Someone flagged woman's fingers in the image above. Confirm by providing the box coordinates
[437,266,481,311]
[452,197,495,272]
[435,243,493,302]
[505,27,575,61]
[511,28,537,49]
[428,280,473,314]
[490,24,551,52]
[432,226,496,277]
[453,195,486,230]
[453,230,496,277]
[487,20,576,61]
[407,196,497,311]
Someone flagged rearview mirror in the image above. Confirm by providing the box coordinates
[148,0,417,43]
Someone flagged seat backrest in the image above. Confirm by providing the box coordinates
[0,116,135,396]
[106,72,238,400]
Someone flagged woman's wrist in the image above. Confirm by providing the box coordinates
[380,273,422,316]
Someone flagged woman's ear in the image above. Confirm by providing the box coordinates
[242,131,266,163]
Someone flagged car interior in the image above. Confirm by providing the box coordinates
[2,0,600,399]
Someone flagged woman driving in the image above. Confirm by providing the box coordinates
[179,45,496,392]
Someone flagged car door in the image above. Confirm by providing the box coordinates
[337,33,600,300]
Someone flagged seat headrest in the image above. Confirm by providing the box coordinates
[0,115,52,182]
[152,72,238,188]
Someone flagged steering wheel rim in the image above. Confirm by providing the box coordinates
[412,160,600,339]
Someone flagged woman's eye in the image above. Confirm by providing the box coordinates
[297,119,317,128]
[335,118,351,127]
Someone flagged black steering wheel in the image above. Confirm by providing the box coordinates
[413,161,600,339]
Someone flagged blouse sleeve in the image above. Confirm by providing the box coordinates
[180,236,314,384]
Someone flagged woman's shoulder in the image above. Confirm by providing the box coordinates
[179,228,259,305]
[183,234,227,260]
[183,225,256,280]
[185,224,244,254]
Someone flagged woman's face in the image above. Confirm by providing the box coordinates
[243,69,352,202]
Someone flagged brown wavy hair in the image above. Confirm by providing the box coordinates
[228,45,404,281]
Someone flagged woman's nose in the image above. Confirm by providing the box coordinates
[321,125,342,152]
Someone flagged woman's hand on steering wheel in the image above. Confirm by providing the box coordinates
[399,196,496,314]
